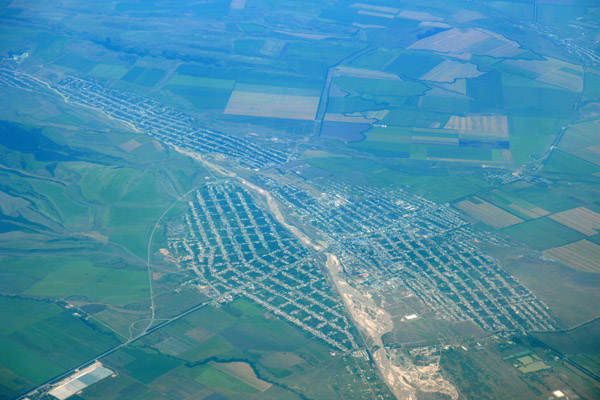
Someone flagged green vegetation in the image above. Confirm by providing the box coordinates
[2,1,600,399]
[89,63,129,79]
[544,150,600,176]
[23,258,148,304]
[92,299,387,400]
[502,217,584,250]
[53,53,98,72]
[0,296,120,397]
[122,66,166,87]
[534,319,600,377]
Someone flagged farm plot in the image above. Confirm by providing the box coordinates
[89,63,128,80]
[335,66,401,80]
[544,240,600,273]
[455,197,523,228]
[502,58,583,92]
[397,10,443,21]
[352,3,400,15]
[549,207,600,236]
[321,113,373,142]
[211,361,272,391]
[408,28,523,58]
[557,120,600,166]
[445,115,508,137]
[477,189,550,220]
[420,60,485,82]
[445,115,509,143]
[224,86,319,120]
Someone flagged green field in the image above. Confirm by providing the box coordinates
[544,150,600,176]
[534,319,600,377]
[23,258,148,304]
[89,63,129,79]
[502,217,584,250]
[2,1,600,399]
[0,296,120,397]
[89,298,388,400]
[122,66,166,87]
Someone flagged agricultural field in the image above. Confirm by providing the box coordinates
[555,119,600,166]
[455,197,523,228]
[534,319,600,379]
[548,207,600,236]
[408,28,524,57]
[0,87,208,397]
[2,0,600,399]
[419,60,485,82]
[225,84,320,120]
[75,299,391,400]
[0,296,120,398]
[544,240,600,273]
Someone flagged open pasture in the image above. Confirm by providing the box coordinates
[549,207,600,236]
[544,239,600,273]
[455,197,523,228]
[420,60,485,82]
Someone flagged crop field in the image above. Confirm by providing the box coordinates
[508,116,565,163]
[556,120,600,166]
[502,58,583,92]
[548,207,600,236]
[534,319,600,377]
[225,89,319,120]
[0,296,120,397]
[478,190,550,220]
[426,145,494,161]
[335,66,401,80]
[420,60,485,82]
[408,28,523,57]
[89,63,129,79]
[166,74,235,90]
[52,53,98,72]
[122,66,166,87]
[211,361,272,391]
[3,1,600,399]
[418,88,471,114]
[445,115,509,140]
[321,121,371,142]
[582,70,600,101]
[502,217,585,250]
[544,150,600,176]
[544,240,600,273]
[352,2,399,15]
[455,197,523,228]
[397,10,442,21]
[81,299,390,400]
[332,75,427,98]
